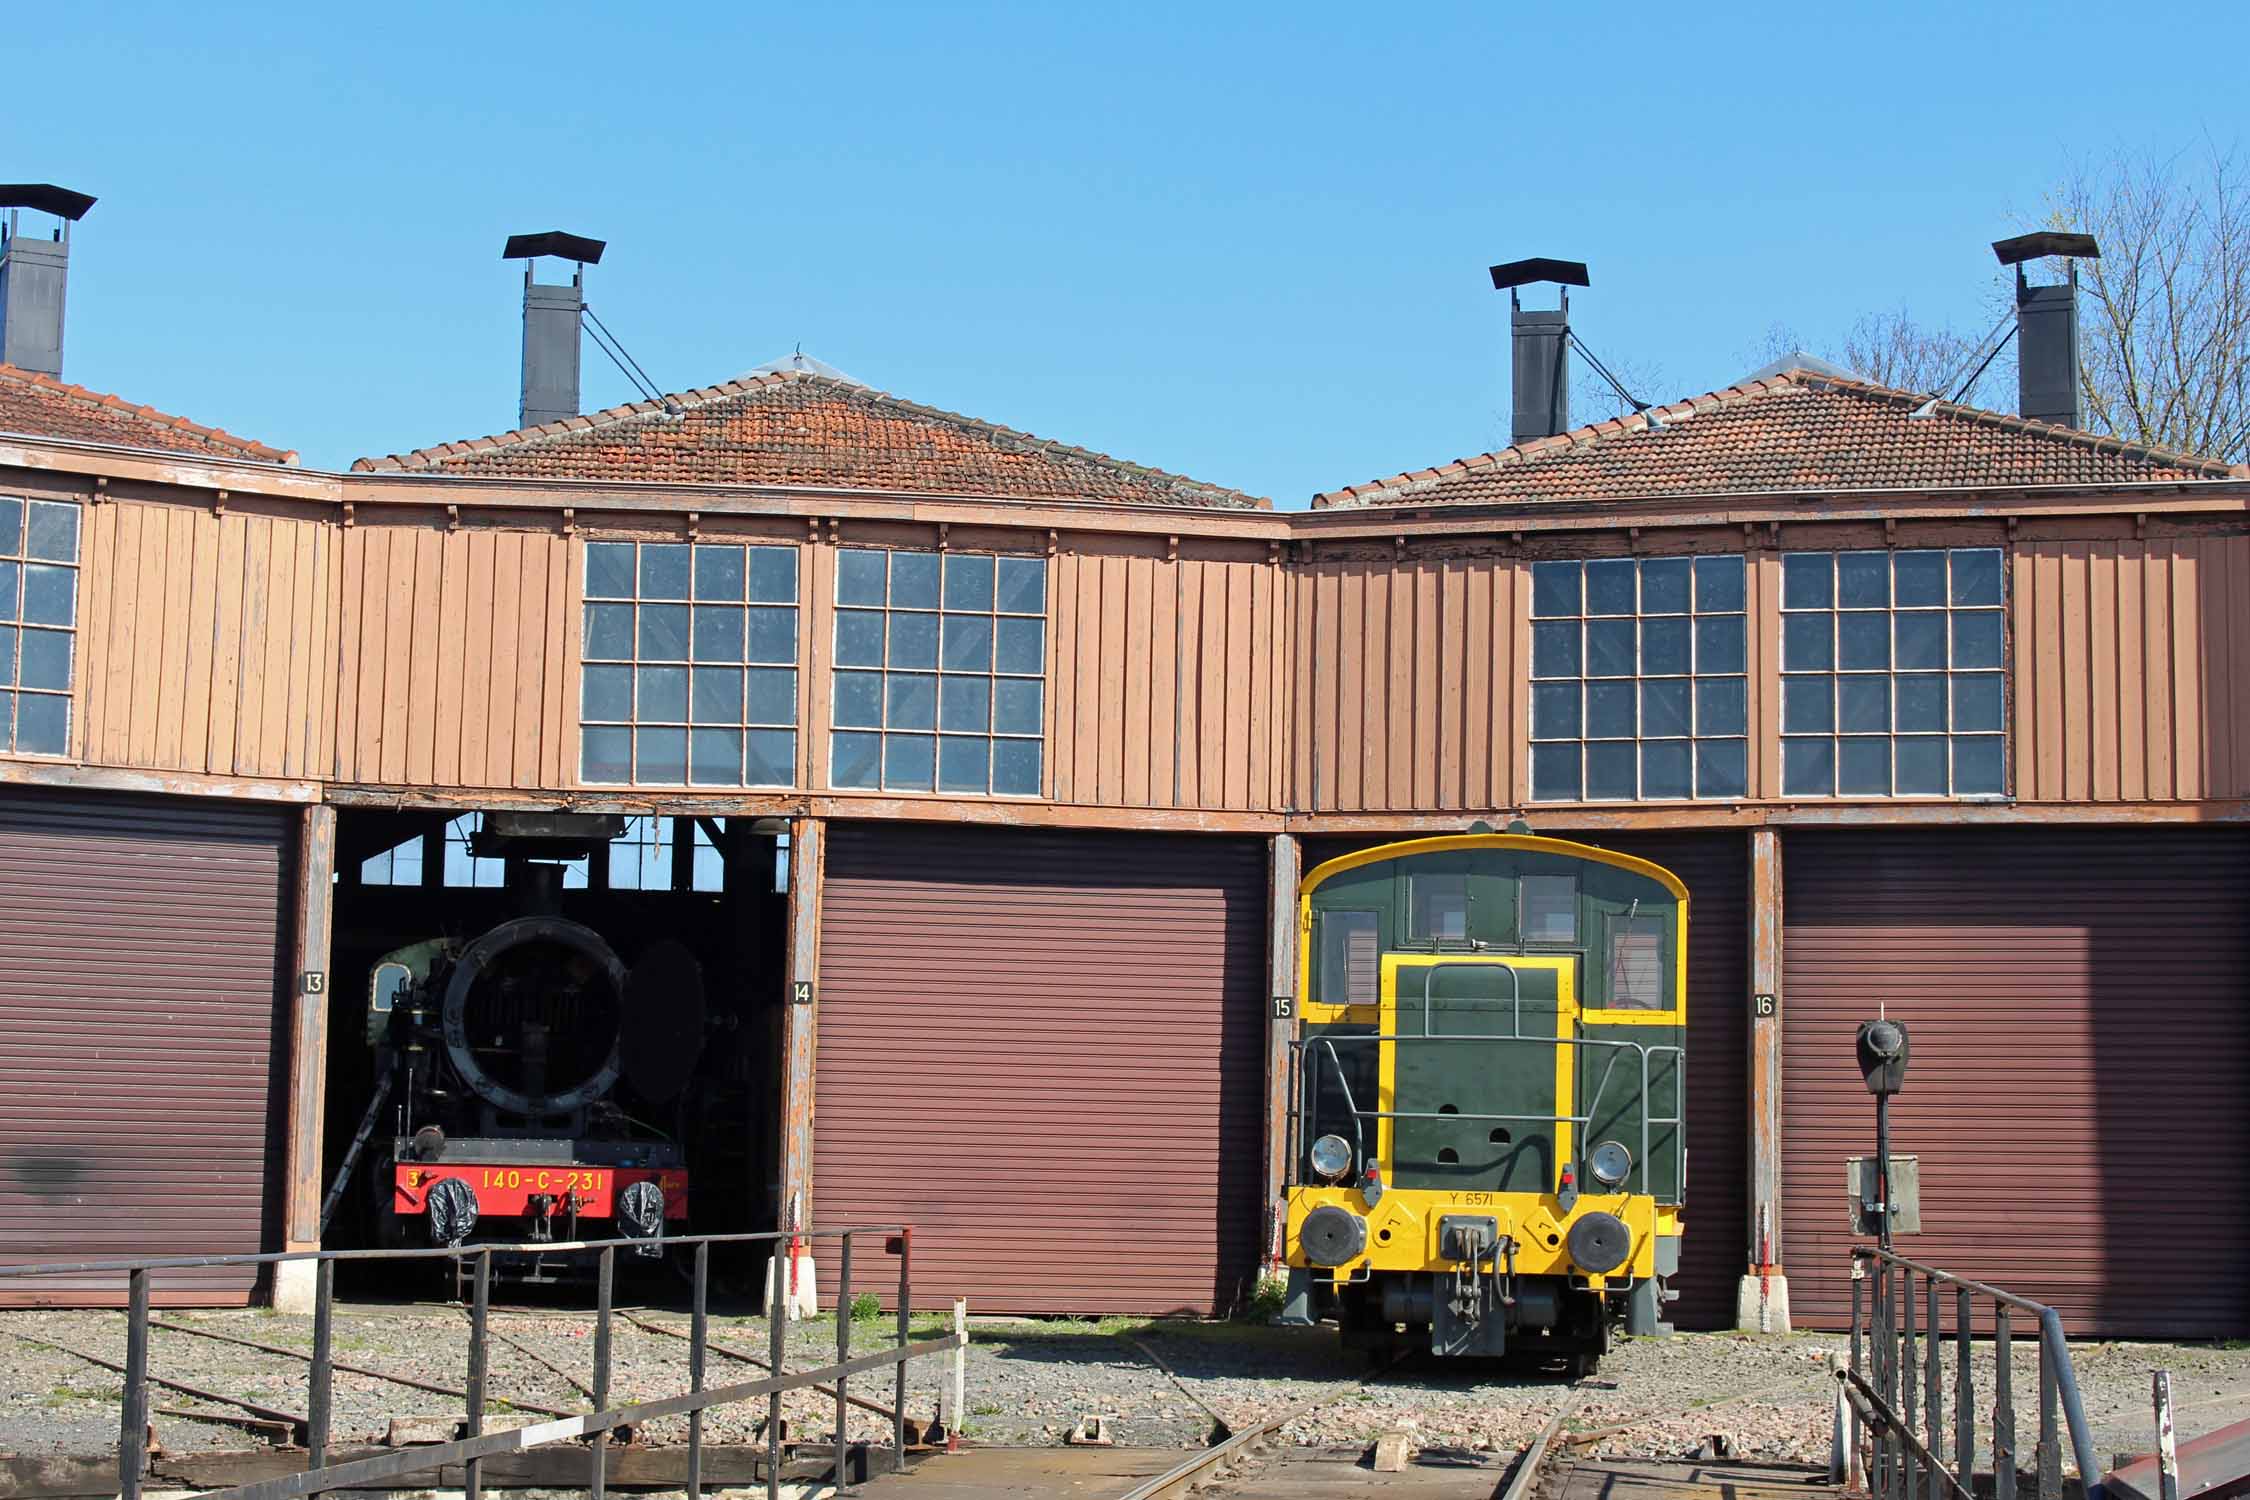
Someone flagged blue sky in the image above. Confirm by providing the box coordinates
[10,1,2242,505]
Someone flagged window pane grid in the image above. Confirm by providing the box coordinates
[0,497,80,757]
[1529,554,1747,801]
[1779,548,2005,798]
[580,541,799,787]
[829,549,1046,797]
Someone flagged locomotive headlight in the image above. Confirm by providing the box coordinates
[1587,1140,1633,1188]
[1309,1134,1354,1182]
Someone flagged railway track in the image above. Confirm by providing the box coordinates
[1109,1379,1582,1500]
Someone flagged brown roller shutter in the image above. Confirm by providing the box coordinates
[0,788,291,1307]
[1302,830,1748,1331]
[1781,828,2250,1337]
[815,825,1265,1315]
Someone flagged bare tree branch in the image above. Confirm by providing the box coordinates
[2049,140,2250,461]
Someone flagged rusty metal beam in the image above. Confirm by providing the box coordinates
[776,818,825,1255]
[1261,833,1301,1272]
[0,756,321,804]
[1740,826,1789,1333]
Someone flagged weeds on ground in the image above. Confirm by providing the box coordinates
[850,1292,882,1323]
[1243,1273,1289,1325]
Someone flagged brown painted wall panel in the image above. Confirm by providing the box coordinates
[0,787,290,1306]
[331,522,574,790]
[1043,544,1287,811]
[815,824,1266,1314]
[1298,556,1522,814]
[2012,536,2250,804]
[1780,828,2250,1337]
[75,500,333,782]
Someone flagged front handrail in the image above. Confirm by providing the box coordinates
[1844,1245,2103,1500]
[1289,1030,1684,1197]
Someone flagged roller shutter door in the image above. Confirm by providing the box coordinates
[1780,828,2250,1337]
[0,788,291,1306]
[815,825,1264,1315]
[1302,830,1748,1330]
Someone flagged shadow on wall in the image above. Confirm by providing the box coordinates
[1777,827,2250,1339]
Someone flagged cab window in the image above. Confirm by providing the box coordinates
[1604,913,1666,1008]
[1317,909,1379,1006]
[1408,874,1468,943]
[1521,875,1578,944]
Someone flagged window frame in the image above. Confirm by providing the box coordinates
[0,496,81,759]
[1528,553,1750,802]
[577,539,801,789]
[1776,547,2008,800]
[826,547,1048,798]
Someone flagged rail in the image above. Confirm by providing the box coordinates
[1842,1246,2103,1500]
[0,1224,959,1500]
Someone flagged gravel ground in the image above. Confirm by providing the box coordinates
[3,1303,2245,1473]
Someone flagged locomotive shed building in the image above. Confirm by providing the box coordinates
[1,216,2246,1338]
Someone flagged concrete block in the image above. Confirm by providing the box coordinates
[1371,1430,1412,1472]
[270,1258,316,1316]
[1735,1271,1791,1333]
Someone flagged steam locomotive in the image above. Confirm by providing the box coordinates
[1279,829,1687,1374]
[338,913,706,1275]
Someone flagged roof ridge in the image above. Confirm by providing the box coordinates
[1313,374,1794,506]
[352,368,1269,506]
[1786,369,2245,478]
[0,362,296,463]
[1312,367,2243,506]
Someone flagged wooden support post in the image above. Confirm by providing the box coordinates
[773,816,825,1318]
[276,803,337,1314]
[1262,832,1301,1273]
[1739,825,1790,1331]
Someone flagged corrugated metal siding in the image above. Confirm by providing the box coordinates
[332,522,577,790]
[815,825,1265,1313]
[2011,535,2250,803]
[0,788,290,1306]
[78,500,337,780]
[1780,828,2250,1337]
[1301,830,1748,1331]
[1047,544,1289,812]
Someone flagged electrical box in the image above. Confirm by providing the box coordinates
[1847,1155,1921,1236]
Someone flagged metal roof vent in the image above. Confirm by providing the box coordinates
[502,230,607,428]
[1993,231,2100,429]
[0,184,97,378]
[1490,258,1589,444]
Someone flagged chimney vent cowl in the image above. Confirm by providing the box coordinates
[0,184,97,379]
[1491,258,1589,446]
[503,230,607,428]
[1993,230,2100,430]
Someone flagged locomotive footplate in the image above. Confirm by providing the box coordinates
[392,1135,688,1263]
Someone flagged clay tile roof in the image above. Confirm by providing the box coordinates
[1312,370,2248,509]
[352,369,1268,510]
[0,363,295,464]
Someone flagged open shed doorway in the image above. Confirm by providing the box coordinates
[320,810,786,1298]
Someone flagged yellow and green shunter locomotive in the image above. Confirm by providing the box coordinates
[1279,829,1686,1373]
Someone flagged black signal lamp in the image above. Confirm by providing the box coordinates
[1855,1018,1910,1096]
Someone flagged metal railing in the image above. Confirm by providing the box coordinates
[1843,1246,2103,1500]
[0,1224,959,1500]
[1287,1030,1684,1195]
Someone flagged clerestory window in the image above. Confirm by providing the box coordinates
[1529,555,1749,801]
